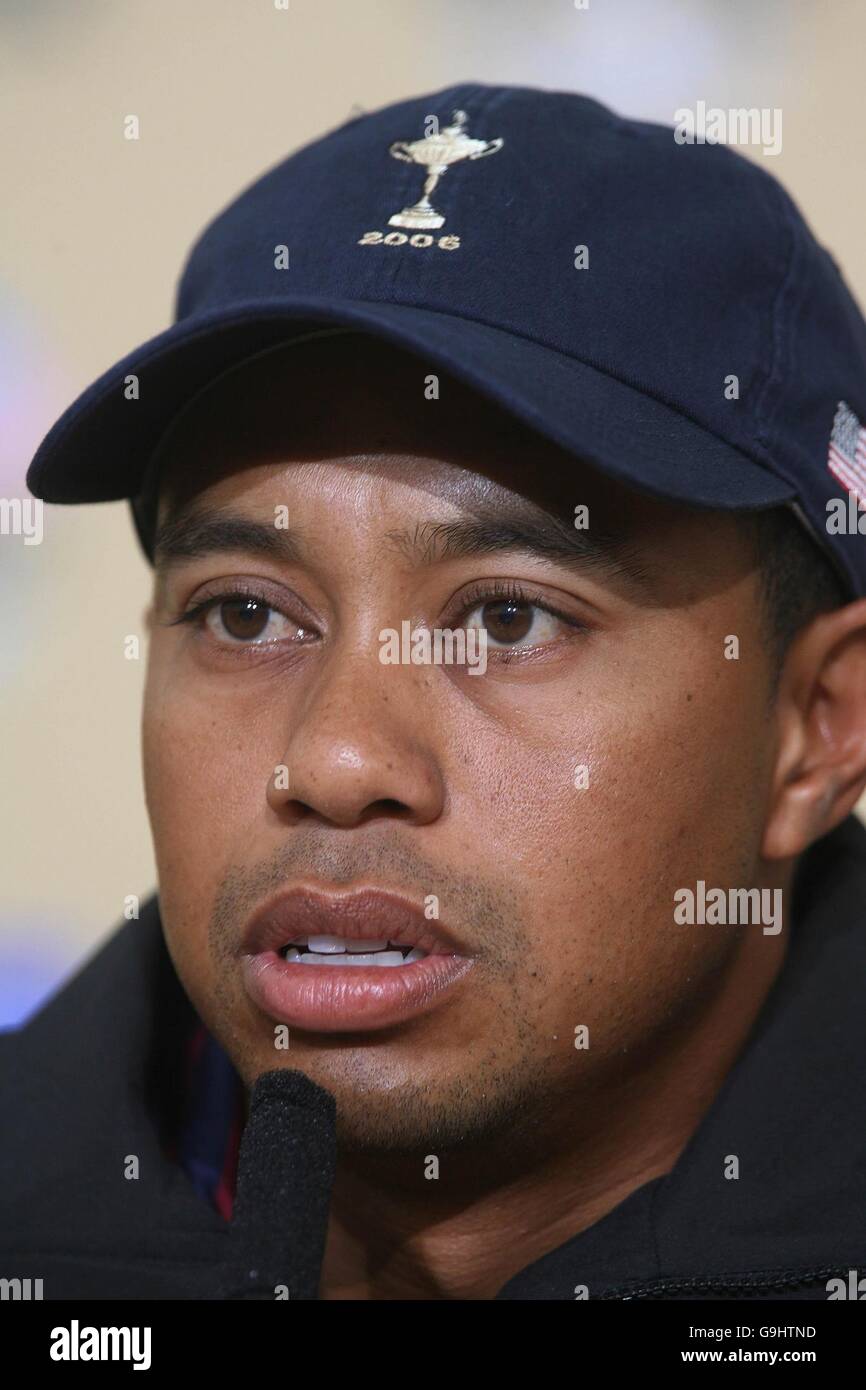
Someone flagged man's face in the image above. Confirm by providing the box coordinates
[142,335,780,1157]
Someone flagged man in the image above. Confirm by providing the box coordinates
[3,82,866,1301]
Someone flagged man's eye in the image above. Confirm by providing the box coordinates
[462,598,564,648]
[201,595,306,645]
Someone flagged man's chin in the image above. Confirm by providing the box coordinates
[242,1049,548,1159]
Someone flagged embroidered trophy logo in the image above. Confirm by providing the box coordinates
[358,109,504,252]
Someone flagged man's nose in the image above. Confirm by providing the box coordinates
[266,645,446,828]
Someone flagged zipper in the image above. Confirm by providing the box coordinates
[598,1266,841,1299]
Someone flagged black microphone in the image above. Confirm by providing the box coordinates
[218,1068,337,1300]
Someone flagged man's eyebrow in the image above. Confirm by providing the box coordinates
[153,499,654,591]
[384,510,654,589]
[153,509,306,567]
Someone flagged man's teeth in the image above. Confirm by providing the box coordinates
[280,936,427,966]
[309,935,388,953]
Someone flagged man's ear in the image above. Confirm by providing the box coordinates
[763,598,866,860]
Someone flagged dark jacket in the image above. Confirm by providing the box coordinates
[2,816,865,1300]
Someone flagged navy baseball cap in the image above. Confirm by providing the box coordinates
[25,81,866,591]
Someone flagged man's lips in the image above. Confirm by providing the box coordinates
[241,886,465,956]
[239,887,475,1033]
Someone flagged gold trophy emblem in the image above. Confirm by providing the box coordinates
[388,110,504,230]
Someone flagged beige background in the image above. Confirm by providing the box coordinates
[2,0,865,1018]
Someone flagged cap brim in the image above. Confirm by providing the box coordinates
[27,296,796,512]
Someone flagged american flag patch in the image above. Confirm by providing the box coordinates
[827,400,866,508]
